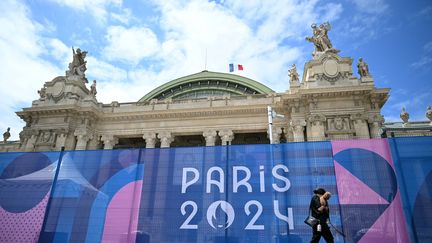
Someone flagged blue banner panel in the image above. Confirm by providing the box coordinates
[389,136,432,243]
[0,151,60,242]
[38,149,143,243]
[135,142,343,243]
[1,137,426,243]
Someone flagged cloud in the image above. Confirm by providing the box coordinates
[47,0,122,23]
[0,0,64,139]
[338,0,391,47]
[351,0,389,14]
[103,26,160,64]
[383,90,432,122]
[411,41,432,69]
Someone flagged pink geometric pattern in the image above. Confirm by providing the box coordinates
[332,138,395,169]
[101,181,143,243]
[334,161,388,205]
[332,139,409,243]
[0,191,50,243]
[359,191,410,243]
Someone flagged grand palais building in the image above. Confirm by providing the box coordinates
[1,26,431,153]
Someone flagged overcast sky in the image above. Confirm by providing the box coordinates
[1,0,431,140]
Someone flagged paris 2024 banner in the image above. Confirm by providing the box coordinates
[0,137,431,243]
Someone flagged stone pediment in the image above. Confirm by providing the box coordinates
[302,52,359,88]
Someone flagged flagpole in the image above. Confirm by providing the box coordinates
[267,106,273,144]
[204,48,208,70]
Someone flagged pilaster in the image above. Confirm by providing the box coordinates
[351,113,370,139]
[290,119,306,142]
[74,128,92,150]
[307,114,326,141]
[368,114,384,138]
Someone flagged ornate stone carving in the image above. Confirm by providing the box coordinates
[38,86,47,100]
[3,127,10,142]
[38,131,55,144]
[143,132,157,148]
[101,134,118,150]
[327,117,351,132]
[90,80,97,97]
[66,47,88,82]
[158,131,173,148]
[400,107,409,126]
[305,22,339,58]
[368,114,384,138]
[267,126,282,144]
[55,133,67,150]
[219,129,234,145]
[334,117,344,130]
[425,106,432,124]
[290,119,306,142]
[357,58,370,77]
[74,128,93,150]
[288,64,300,86]
[203,130,217,146]
[308,114,326,126]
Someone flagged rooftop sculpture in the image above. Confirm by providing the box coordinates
[306,21,339,57]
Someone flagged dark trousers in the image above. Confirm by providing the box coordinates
[310,223,334,243]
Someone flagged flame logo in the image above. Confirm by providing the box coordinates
[207,200,235,229]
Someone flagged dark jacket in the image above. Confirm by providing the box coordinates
[309,194,329,223]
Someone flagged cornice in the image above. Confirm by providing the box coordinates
[100,107,269,122]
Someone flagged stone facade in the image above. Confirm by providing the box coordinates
[0,48,393,152]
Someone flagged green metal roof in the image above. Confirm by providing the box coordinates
[138,70,274,102]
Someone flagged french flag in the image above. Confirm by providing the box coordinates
[229,63,244,72]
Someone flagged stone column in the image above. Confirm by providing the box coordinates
[74,128,92,150]
[203,130,217,146]
[219,129,234,145]
[55,133,67,151]
[75,134,90,150]
[24,135,37,152]
[368,114,384,138]
[158,131,174,148]
[101,135,118,150]
[290,119,306,142]
[307,114,326,141]
[143,132,157,148]
[351,114,370,139]
[267,127,283,144]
